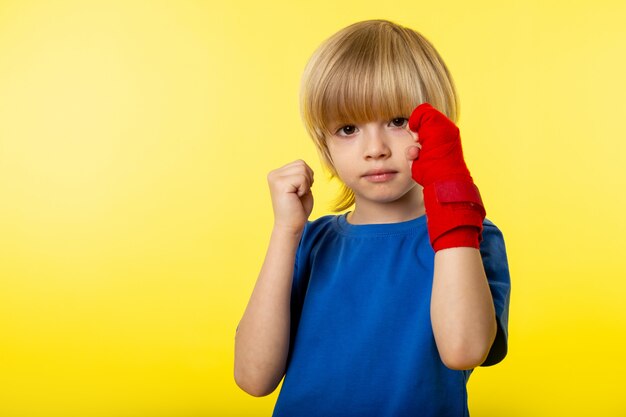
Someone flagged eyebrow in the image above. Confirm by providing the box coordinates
[326,121,349,134]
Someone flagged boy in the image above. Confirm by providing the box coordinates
[235,19,511,417]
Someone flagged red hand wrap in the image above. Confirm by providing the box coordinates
[408,103,486,251]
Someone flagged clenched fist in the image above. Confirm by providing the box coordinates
[408,103,486,251]
[267,160,315,234]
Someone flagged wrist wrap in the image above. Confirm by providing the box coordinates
[408,103,486,251]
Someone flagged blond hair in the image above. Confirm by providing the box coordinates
[300,19,460,212]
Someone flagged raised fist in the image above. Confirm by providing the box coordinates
[407,103,485,251]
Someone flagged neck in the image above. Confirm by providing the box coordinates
[347,186,425,225]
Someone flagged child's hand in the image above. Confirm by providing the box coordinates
[267,160,314,234]
[407,103,485,251]
[408,103,470,187]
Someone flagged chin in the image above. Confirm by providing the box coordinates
[362,190,412,204]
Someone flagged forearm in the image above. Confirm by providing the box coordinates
[430,246,497,370]
[234,226,301,396]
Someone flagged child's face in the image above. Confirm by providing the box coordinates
[326,117,420,207]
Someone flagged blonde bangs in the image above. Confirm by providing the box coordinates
[314,38,424,137]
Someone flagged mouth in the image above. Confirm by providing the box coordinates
[362,169,398,183]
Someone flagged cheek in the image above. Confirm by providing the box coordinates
[333,159,356,181]
[327,143,353,169]
[392,131,417,155]
[394,129,417,145]
[328,154,359,185]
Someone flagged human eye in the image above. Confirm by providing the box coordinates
[389,117,408,128]
[335,125,358,137]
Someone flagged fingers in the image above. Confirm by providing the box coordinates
[267,161,316,232]
[267,159,315,196]
[271,160,313,182]
[293,174,312,197]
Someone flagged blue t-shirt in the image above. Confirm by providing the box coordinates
[272,213,511,417]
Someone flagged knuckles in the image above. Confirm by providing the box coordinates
[409,103,458,138]
[267,162,314,195]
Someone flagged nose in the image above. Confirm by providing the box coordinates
[363,128,391,160]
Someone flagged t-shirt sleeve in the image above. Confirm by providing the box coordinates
[479,219,512,366]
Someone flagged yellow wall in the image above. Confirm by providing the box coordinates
[1,1,625,416]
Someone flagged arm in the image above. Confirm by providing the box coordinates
[234,226,301,396]
[234,160,314,396]
[407,103,496,370]
[431,247,496,370]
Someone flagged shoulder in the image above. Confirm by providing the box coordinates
[480,218,507,254]
[483,217,501,233]
[480,218,511,283]
[293,215,342,285]
[301,214,340,240]
[297,214,341,255]
[306,214,338,229]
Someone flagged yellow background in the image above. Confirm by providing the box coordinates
[1,1,625,416]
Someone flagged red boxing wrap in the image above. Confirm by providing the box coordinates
[408,103,486,252]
